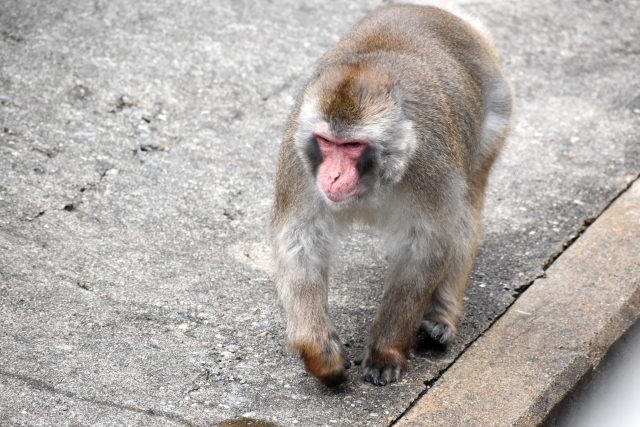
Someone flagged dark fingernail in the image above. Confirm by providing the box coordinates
[373,377,378,385]
[379,379,387,386]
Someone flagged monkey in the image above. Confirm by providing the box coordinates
[270,4,513,387]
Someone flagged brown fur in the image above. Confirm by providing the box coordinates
[323,65,364,125]
[296,339,349,387]
[271,4,513,387]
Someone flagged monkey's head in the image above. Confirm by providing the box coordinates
[294,63,417,206]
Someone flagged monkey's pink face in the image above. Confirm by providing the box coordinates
[312,124,369,203]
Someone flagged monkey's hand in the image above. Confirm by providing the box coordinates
[293,330,350,387]
[356,345,407,386]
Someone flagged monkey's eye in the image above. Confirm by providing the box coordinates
[344,142,362,148]
[316,136,334,148]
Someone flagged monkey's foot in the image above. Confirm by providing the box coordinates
[420,319,456,344]
[358,346,406,386]
[295,333,350,387]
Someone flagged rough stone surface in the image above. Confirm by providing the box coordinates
[0,0,639,425]
[397,179,640,427]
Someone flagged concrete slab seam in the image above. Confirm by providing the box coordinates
[0,369,196,427]
[540,171,640,273]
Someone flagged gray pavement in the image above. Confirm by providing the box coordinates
[0,0,638,426]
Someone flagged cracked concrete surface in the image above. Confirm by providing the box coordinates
[1,0,639,426]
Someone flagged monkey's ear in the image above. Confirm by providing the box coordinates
[388,83,403,107]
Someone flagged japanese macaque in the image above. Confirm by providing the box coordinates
[271,4,512,386]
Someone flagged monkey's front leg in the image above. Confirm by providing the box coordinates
[360,244,447,386]
[273,224,350,386]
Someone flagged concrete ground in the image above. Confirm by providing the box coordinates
[0,0,638,426]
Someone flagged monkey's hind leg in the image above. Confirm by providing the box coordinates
[421,227,478,344]
[420,265,470,344]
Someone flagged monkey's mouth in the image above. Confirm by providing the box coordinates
[325,187,359,203]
